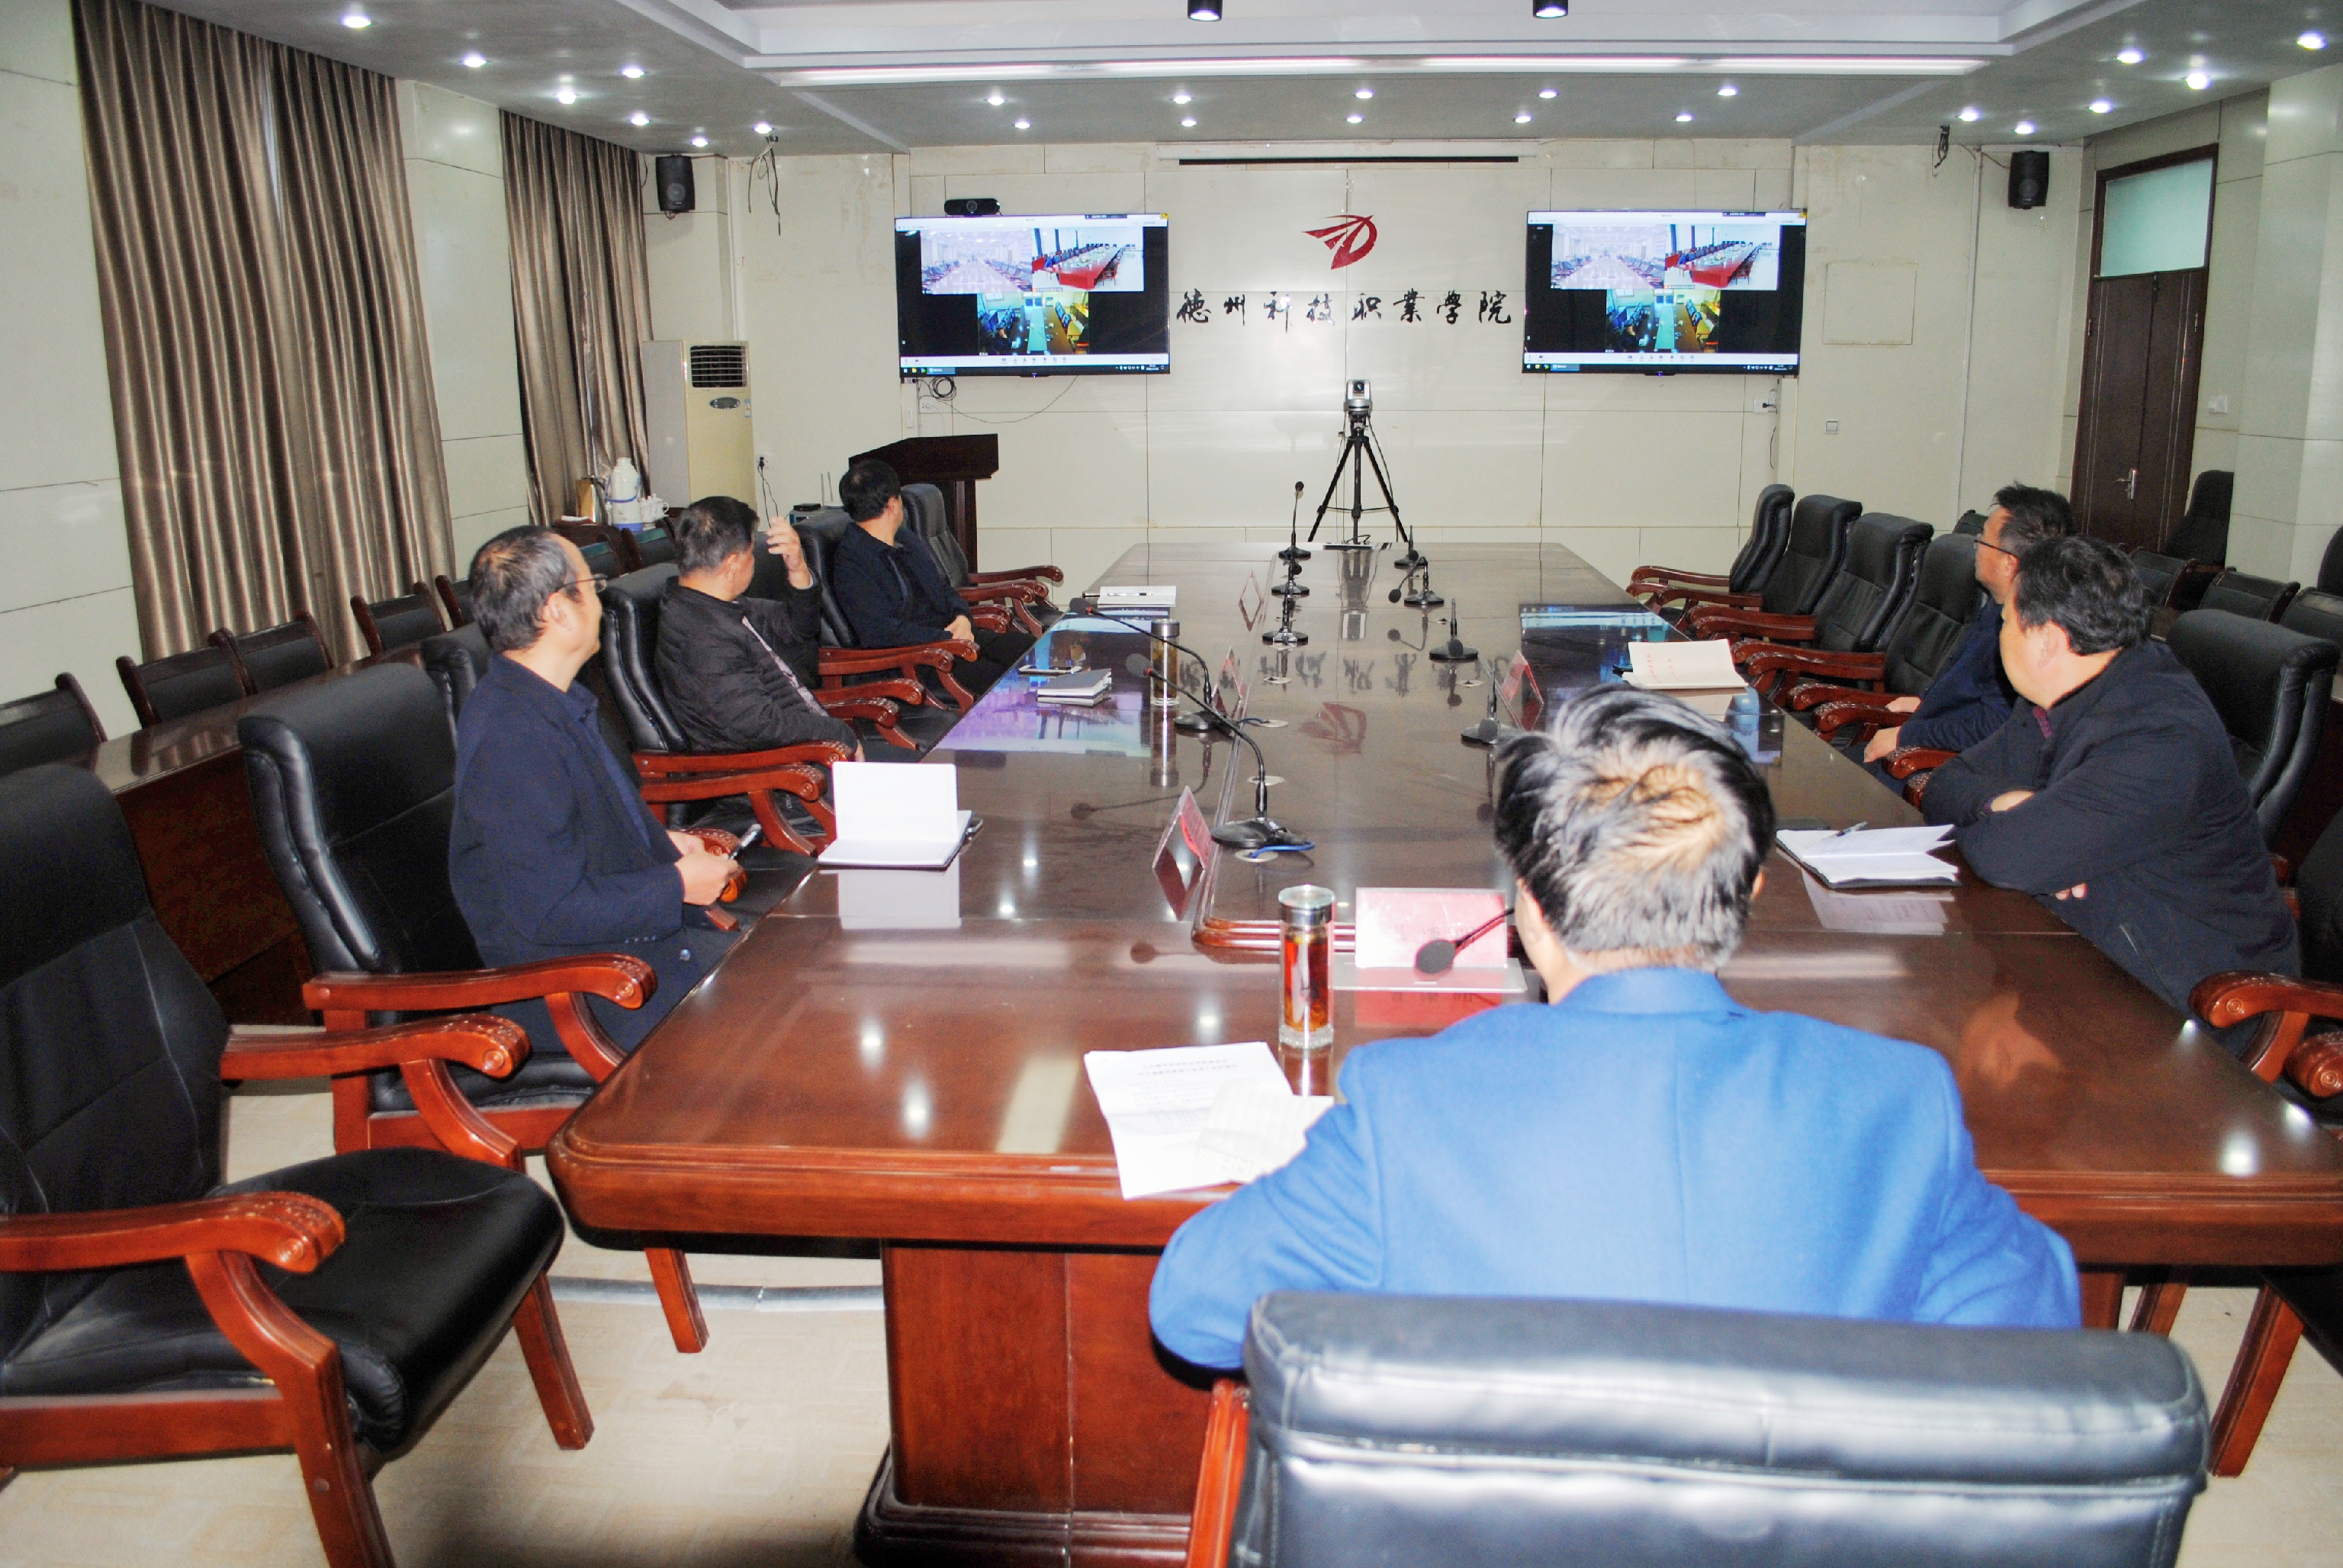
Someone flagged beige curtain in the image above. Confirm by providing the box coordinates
[75,0,452,661]
[502,113,654,528]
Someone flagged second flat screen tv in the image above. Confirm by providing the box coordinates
[1523,210,1807,374]
[897,213,1171,377]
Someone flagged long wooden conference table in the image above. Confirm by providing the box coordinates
[547,542,2343,1568]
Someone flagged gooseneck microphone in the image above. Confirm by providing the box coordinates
[1427,596,1479,664]
[1102,635,1308,852]
[1278,480,1310,566]
[1414,908,1512,975]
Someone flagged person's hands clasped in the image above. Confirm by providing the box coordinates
[670,832,739,906]
[946,613,975,644]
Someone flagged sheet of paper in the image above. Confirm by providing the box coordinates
[1623,639,1743,690]
[1195,1081,1333,1183]
[1777,826,1959,885]
[1800,872,1952,935]
[1083,1043,1297,1199]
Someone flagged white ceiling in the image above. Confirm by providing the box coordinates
[151,0,2333,156]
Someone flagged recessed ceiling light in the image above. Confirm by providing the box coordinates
[620,64,644,79]
[1355,87,1374,99]
[1181,116,1197,127]
[1717,83,1737,97]
[753,120,772,134]
[2089,98,2113,114]
[340,11,370,28]
[1957,104,1981,121]
[690,134,709,148]
[2184,69,2211,90]
[2116,47,2144,65]
[1171,90,1191,104]
[1014,117,1031,129]
[1346,112,1364,124]
[555,87,577,104]
[1188,1,1220,18]
[2014,119,2035,134]
[629,111,648,127]
[2303,31,2329,50]
[461,52,486,69]
[1675,111,1694,122]
[1515,111,1533,123]
[1534,0,1569,14]
[987,90,1007,106]
[1538,87,1557,98]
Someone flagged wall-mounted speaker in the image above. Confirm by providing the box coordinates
[2007,149,2049,210]
[943,197,1001,217]
[656,154,696,215]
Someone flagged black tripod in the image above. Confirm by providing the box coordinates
[1308,397,1422,570]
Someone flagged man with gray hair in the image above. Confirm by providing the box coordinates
[1148,686,2077,1371]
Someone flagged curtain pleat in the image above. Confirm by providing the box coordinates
[502,112,654,527]
[74,0,452,662]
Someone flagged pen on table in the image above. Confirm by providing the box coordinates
[1832,821,1867,840]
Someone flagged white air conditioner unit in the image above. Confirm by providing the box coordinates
[642,339,756,506]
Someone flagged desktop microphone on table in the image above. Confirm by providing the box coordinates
[1115,649,1309,852]
[1278,480,1310,566]
[1427,597,1479,664]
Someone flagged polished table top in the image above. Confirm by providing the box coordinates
[551,543,2343,1269]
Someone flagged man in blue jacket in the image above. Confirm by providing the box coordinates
[1148,686,2078,1372]
[450,526,741,1055]
[1861,482,2074,779]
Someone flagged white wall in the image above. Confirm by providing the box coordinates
[395,82,530,571]
[0,0,141,734]
[718,138,2080,590]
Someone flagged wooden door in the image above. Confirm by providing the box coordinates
[2073,268,2206,549]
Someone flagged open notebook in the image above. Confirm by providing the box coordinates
[815,762,975,870]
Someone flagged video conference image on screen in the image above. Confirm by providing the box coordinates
[898,214,1171,376]
[1522,210,1808,374]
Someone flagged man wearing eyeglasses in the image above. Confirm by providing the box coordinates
[1861,484,2076,779]
[448,526,740,1056]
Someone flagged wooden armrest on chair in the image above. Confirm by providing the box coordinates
[303,956,654,1085]
[1689,610,1817,644]
[0,1193,346,1275]
[1812,700,1904,741]
[1740,647,1885,686]
[1783,681,1895,712]
[635,740,853,774]
[632,749,840,856]
[1629,567,1731,591]
[1184,1380,1251,1568]
[2192,972,2343,1097]
[969,564,1063,585]
[222,1016,529,1081]
[821,638,982,711]
[1882,747,1957,779]
[817,693,916,749]
[1645,586,1762,613]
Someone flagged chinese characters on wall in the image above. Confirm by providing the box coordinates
[1173,288,1511,332]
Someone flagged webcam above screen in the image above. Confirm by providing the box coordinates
[895,213,1172,378]
[1522,210,1808,375]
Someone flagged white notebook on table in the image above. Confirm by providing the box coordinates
[816,762,975,871]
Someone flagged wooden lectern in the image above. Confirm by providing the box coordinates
[850,435,1000,570]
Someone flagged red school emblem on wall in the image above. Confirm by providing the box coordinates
[1306,214,1378,268]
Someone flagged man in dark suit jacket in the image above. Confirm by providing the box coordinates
[657,495,863,757]
[830,460,1026,689]
[1148,686,2078,1372]
[450,525,741,1055]
[1924,535,2297,1040]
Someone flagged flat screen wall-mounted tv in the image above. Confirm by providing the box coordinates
[1522,210,1807,374]
[896,213,1171,377]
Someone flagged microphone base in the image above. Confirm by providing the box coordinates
[1263,624,1310,646]
[1401,588,1445,609]
[1391,549,1426,572]
[1269,579,1310,598]
[1461,718,1519,747]
[1428,640,1480,664]
[1278,545,1311,563]
[1211,815,1311,851]
[1171,711,1218,735]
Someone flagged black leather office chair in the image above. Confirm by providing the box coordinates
[1748,534,1985,741]
[212,610,332,694]
[597,564,852,857]
[631,523,678,568]
[0,764,591,1566]
[2320,529,2343,596]
[234,663,714,1354]
[0,673,105,777]
[2198,570,2299,623]
[789,510,985,715]
[1953,509,1988,536]
[432,573,474,628]
[1690,512,1933,692]
[2168,609,2338,846]
[1674,493,1863,626]
[350,585,445,657]
[116,641,246,727]
[902,481,1061,635]
[1634,484,1799,612]
[2280,587,2343,658]
[2165,471,2233,564]
[1184,1293,2206,1568]
[2131,550,2222,615]
[417,622,490,734]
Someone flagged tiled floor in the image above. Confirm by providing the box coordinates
[2,1084,2339,1566]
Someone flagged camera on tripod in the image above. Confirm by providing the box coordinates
[1344,378,1373,420]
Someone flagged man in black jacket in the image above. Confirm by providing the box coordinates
[1922,535,2296,1045]
[657,495,863,758]
[831,460,1027,689]
[451,525,740,1054]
